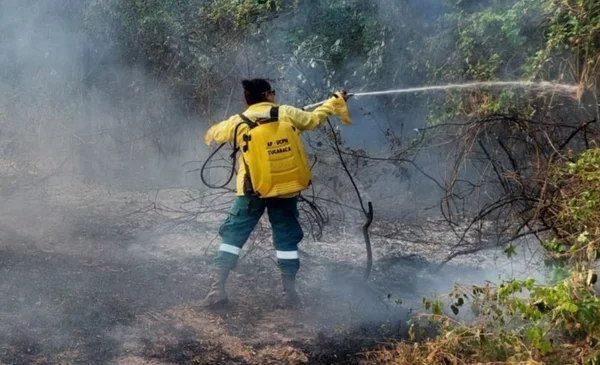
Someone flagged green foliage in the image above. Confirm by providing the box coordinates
[504,243,517,258]
[78,0,600,124]
[81,0,391,112]
[82,0,294,112]
[527,0,600,88]
[567,148,600,182]
[205,0,283,30]
[413,0,546,80]
[286,0,385,93]
[398,148,600,364]
[408,268,600,363]
[405,0,599,123]
[81,0,599,120]
[300,1,380,64]
[423,297,444,316]
[405,0,546,122]
[549,148,600,263]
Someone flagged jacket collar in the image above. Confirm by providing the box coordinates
[244,101,278,112]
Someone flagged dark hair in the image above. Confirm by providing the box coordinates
[241,78,273,105]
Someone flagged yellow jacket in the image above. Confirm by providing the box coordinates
[204,93,352,196]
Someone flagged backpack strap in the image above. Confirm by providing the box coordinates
[255,106,280,124]
[236,113,257,196]
[238,113,257,128]
[238,106,280,124]
[238,106,281,151]
[269,106,279,121]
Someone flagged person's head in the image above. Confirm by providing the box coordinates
[241,78,276,105]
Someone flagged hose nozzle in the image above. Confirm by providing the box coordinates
[302,92,354,110]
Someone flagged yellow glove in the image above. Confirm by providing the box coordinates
[204,124,217,145]
[203,115,239,145]
[332,91,352,125]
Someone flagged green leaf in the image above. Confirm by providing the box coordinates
[504,243,517,258]
[524,277,536,290]
[558,302,579,313]
[432,300,443,315]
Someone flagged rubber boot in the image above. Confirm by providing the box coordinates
[282,274,301,308]
[199,268,230,307]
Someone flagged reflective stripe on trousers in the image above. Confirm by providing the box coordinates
[219,243,241,256]
[276,250,298,259]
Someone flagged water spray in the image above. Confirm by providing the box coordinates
[302,81,580,110]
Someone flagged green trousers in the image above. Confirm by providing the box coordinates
[213,195,303,276]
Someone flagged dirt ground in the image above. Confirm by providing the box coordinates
[0,177,545,365]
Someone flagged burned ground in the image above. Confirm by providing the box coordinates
[0,179,533,365]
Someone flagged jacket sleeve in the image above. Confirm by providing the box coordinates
[203,115,240,145]
[281,93,352,131]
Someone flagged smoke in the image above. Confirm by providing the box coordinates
[0,0,574,363]
[1,0,220,194]
[0,1,209,363]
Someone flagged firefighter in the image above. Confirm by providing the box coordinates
[200,78,352,308]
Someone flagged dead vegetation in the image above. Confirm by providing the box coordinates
[356,109,600,365]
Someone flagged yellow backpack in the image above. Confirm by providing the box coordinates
[238,107,312,198]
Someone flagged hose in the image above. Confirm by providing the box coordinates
[199,121,245,190]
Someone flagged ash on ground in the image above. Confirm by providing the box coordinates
[0,179,547,365]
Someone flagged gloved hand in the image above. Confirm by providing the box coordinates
[333,90,350,102]
[331,90,352,125]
